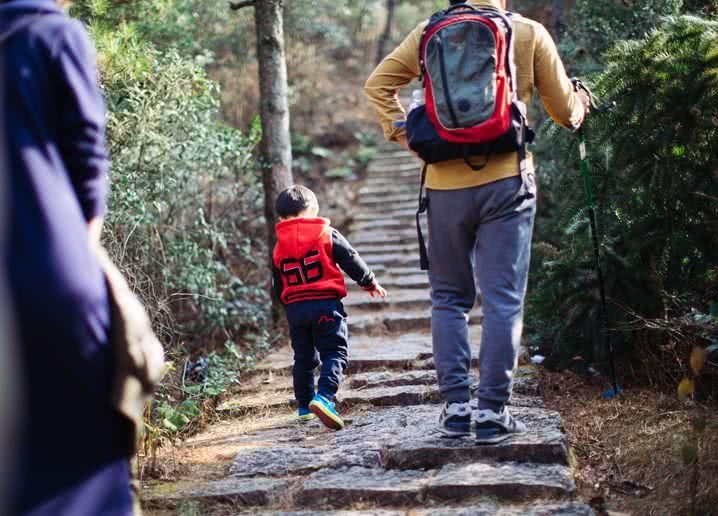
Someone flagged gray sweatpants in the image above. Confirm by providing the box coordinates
[427,174,536,410]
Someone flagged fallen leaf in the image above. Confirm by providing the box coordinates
[677,377,695,401]
[690,346,707,375]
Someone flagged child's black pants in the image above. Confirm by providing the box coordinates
[285,299,348,408]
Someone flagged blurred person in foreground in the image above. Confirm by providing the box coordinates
[1,0,135,513]
[1,43,18,516]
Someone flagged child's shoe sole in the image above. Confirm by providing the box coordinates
[309,400,344,430]
[297,413,316,422]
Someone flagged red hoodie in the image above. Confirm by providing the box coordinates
[273,217,348,305]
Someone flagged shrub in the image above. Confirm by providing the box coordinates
[528,16,718,381]
[91,25,268,347]
[68,3,274,454]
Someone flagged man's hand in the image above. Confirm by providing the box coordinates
[88,217,103,249]
[396,134,418,158]
[578,90,591,115]
[364,282,387,299]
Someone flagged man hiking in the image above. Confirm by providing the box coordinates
[365,0,589,442]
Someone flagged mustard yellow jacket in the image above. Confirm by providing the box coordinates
[365,0,584,190]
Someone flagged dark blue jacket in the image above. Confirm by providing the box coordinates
[1,1,132,513]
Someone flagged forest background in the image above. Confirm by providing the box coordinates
[69,0,717,481]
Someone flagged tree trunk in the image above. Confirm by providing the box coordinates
[254,0,293,323]
[375,0,397,65]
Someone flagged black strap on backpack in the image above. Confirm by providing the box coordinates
[416,162,430,270]
[463,144,491,171]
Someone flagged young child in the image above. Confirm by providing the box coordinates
[272,185,386,430]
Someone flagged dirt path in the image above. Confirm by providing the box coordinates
[142,144,593,515]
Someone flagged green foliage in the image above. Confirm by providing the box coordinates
[96,29,267,343]
[554,0,683,79]
[69,1,275,450]
[528,16,718,370]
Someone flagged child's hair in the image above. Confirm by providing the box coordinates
[276,185,319,218]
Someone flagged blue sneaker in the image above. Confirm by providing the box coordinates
[297,406,315,422]
[308,394,344,430]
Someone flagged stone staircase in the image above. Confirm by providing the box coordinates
[142,145,593,515]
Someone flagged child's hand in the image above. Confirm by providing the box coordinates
[365,282,387,299]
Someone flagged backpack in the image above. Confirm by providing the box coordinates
[408,2,533,168]
[409,2,534,270]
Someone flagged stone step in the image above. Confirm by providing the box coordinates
[370,274,428,290]
[344,289,430,312]
[300,467,427,507]
[360,194,415,207]
[372,166,421,178]
[426,462,576,502]
[336,404,568,469]
[361,253,419,269]
[218,370,540,416]
[352,243,420,255]
[225,404,569,485]
[238,502,594,515]
[355,264,428,279]
[350,229,418,246]
[366,159,417,170]
[339,384,440,407]
[142,476,292,511]
[215,389,293,415]
[254,327,472,375]
[371,150,417,161]
[299,462,575,508]
[347,327,480,371]
[383,266,427,277]
[348,370,437,389]
[339,385,542,409]
[352,219,416,232]
[345,272,427,290]
[348,367,538,392]
[366,171,420,183]
[349,309,483,335]
[360,184,416,196]
[363,173,417,184]
[357,200,417,213]
[354,208,416,222]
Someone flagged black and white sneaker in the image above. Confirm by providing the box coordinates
[474,407,527,444]
[437,402,472,437]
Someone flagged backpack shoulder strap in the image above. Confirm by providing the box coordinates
[0,13,50,47]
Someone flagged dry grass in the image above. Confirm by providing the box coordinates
[540,370,718,515]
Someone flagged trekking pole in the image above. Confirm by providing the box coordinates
[571,78,621,399]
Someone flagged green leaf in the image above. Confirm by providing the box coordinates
[162,418,178,433]
[310,146,332,159]
[325,166,353,178]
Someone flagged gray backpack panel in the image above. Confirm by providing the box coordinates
[425,21,497,129]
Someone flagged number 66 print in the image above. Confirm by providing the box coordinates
[280,250,324,285]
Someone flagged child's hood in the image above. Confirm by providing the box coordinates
[275,217,332,257]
